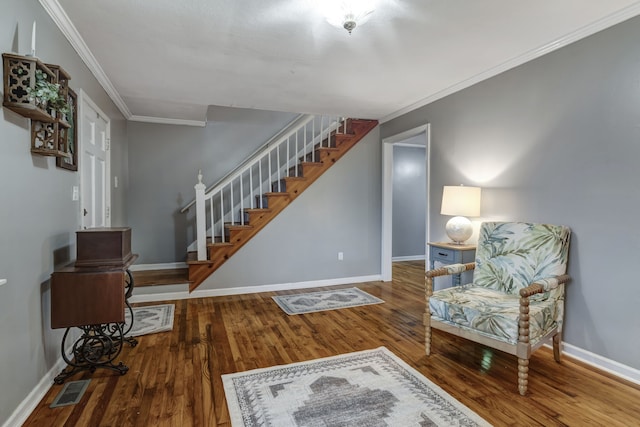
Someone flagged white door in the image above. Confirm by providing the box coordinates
[79,91,110,229]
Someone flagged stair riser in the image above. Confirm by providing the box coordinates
[300,149,334,163]
[244,210,270,224]
[287,165,305,177]
[271,180,287,193]
[255,194,268,209]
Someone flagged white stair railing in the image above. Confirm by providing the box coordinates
[193,115,348,261]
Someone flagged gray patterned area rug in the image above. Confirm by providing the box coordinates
[124,304,175,337]
[272,287,384,315]
[222,347,492,427]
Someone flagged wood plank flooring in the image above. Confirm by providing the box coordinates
[24,261,640,426]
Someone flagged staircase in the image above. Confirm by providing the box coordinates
[186,117,378,292]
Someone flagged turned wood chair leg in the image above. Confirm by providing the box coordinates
[553,332,562,362]
[425,315,432,356]
[518,357,529,395]
[425,274,433,356]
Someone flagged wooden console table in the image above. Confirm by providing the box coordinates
[50,227,138,384]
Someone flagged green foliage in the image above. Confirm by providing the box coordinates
[25,69,71,116]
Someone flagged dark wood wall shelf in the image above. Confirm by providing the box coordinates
[2,53,75,159]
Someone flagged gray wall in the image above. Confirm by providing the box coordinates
[0,0,127,424]
[201,127,382,289]
[381,16,640,369]
[126,108,297,263]
[392,145,426,259]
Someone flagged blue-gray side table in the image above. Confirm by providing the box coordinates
[428,242,476,287]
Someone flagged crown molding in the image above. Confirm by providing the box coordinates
[380,3,640,124]
[39,0,132,119]
[39,0,207,127]
[129,115,207,127]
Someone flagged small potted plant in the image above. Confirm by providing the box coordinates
[19,68,70,118]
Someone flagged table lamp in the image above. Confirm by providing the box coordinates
[441,185,481,244]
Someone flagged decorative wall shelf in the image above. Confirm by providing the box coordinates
[2,53,75,160]
[2,53,56,121]
[31,120,70,158]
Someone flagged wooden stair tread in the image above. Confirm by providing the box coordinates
[264,192,290,197]
[244,208,272,213]
[226,224,253,230]
[208,242,234,249]
[132,268,190,287]
[187,259,214,266]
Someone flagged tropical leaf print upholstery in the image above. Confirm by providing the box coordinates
[473,222,570,293]
[429,222,570,345]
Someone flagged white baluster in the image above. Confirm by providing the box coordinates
[240,173,244,225]
[220,189,225,242]
[277,146,281,191]
[259,158,263,207]
[249,165,254,210]
[303,122,307,163]
[195,170,207,261]
[268,149,272,195]
[230,181,234,225]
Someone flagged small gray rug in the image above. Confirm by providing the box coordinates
[272,287,384,315]
[222,347,492,427]
[124,304,175,337]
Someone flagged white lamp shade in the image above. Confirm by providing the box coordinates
[441,185,481,217]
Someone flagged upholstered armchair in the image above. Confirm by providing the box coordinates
[425,222,571,395]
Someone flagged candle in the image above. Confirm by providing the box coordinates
[30,21,36,56]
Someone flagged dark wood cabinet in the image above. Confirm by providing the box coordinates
[51,270,125,329]
[75,227,133,268]
[50,227,137,383]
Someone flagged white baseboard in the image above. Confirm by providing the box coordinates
[194,274,383,298]
[129,262,188,271]
[392,255,426,262]
[129,274,383,304]
[560,342,640,385]
[3,345,74,427]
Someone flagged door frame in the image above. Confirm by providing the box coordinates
[78,89,111,229]
[381,124,431,281]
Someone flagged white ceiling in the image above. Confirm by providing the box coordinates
[47,0,640,125]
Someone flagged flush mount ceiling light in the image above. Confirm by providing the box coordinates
[320,0,377,34]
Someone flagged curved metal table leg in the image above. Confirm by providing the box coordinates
[54,323,128,384]
[122,269,138,347]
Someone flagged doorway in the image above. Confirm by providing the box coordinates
[381,124,430,281]
[78,90,111,229]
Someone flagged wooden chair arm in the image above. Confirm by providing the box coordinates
[519,274,571,298]
[425,262,475,278]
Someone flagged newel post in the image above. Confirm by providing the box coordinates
[195,170,207,261]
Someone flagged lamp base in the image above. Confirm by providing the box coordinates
[445,216,473,244]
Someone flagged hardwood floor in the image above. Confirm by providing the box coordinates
[24,261,640,426]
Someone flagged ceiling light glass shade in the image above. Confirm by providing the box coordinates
[441,185,482,244]
[320,0,377,34]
